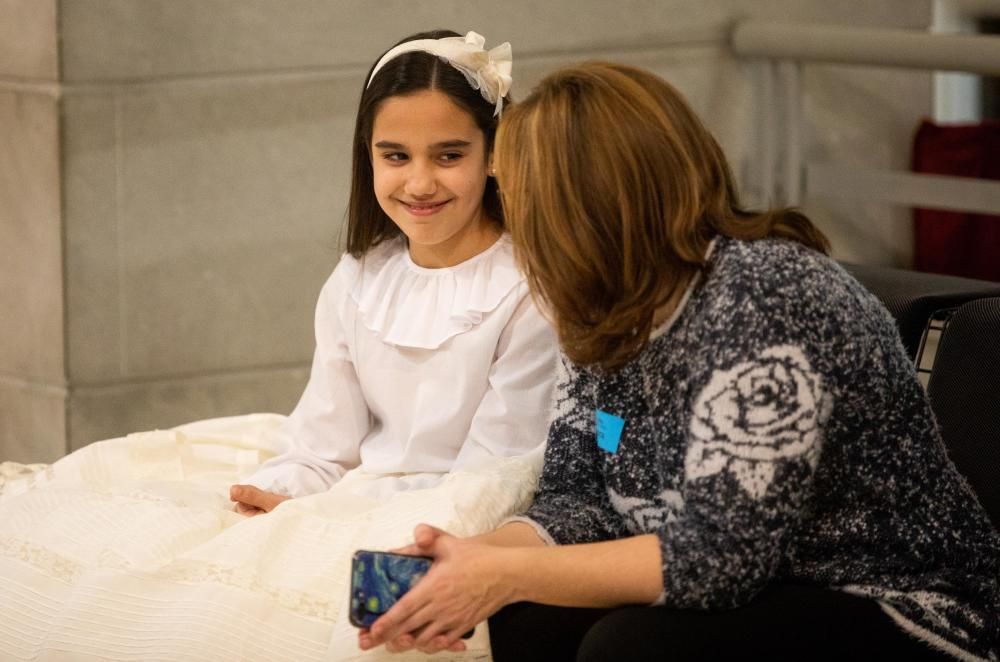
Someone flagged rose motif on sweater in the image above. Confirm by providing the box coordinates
[685,345,830,500]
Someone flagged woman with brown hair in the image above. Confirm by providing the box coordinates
[358,62,999,661]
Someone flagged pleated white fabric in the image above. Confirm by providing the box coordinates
[0,414,543,661]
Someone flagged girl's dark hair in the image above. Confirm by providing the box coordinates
[346,30,507,257]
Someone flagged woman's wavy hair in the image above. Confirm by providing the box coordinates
[495,61,829,370]
[346,29,508,257]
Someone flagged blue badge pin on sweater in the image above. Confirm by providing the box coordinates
[595,410,625,453]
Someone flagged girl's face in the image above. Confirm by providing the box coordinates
[371,89,497,268]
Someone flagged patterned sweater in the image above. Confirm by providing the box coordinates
[520,237,1000,661]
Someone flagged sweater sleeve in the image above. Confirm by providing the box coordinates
[518,354,631,545]
[655,343,829,608]
[652,248,851,609]
[244,258,371,497]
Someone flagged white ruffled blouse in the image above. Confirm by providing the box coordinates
[246,234,558,498]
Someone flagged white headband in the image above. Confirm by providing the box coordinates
[366,31,512,117]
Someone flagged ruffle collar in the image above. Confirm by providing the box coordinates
[348,235,523,349]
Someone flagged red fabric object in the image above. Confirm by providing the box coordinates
[912,120,1000,282]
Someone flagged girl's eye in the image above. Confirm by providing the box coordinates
[439,152,464,163]
[381,152,408,163]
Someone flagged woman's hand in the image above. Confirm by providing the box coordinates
[229,484,289,516]
[387,521,448,556]
[358,524,519,655]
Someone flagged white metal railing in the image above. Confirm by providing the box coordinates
[732,22,1000,76]
[730,21,1000,216]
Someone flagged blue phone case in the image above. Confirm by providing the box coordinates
[348,550,476,639]
[349,550,432,629]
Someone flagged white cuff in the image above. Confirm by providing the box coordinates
[500,515,558,547]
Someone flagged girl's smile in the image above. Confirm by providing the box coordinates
[399,198,452,216]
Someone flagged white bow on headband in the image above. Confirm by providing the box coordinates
[366,31,513,117]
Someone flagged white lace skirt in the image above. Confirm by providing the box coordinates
[0,414,542,661]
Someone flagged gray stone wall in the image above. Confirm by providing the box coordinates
[0,0,932,461]
[1,0,65,461]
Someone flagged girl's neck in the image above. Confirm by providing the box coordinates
[407,216,501,268]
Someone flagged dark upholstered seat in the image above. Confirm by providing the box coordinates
[843,263,1000,360]
[924,297,1000,527]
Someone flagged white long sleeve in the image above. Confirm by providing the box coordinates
[452,289,557,470]
[245,235,557,499]
[245,264,370,497]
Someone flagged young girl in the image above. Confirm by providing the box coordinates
[360,62,1000,660]
[230,30,556,514]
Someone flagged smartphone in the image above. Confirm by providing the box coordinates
[349,550,431,629]
[349,549,474,638]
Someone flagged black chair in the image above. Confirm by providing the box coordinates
[844,263,1000,360]
[925,296,1000,527]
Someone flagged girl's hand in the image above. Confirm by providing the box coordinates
[229,484,289,516]
[358,524,518,655]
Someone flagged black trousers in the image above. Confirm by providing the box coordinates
[488,584,952,662]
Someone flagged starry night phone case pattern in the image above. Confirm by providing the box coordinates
[349,551,432,628]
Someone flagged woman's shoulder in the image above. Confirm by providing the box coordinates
[689,236,900,376]
[716,235,831,279]
[710,236,874,314]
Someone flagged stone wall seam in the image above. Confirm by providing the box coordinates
[71,362,313,393]
[31,26,730,93]
[0,78,61,97]
[0,374,69,397]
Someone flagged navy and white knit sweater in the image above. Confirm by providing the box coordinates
[520,237,1000,661]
